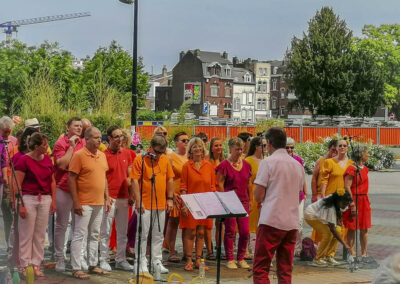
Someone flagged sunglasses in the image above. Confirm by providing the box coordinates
[157,132,167,136]
[286,146,294,149]
[111,135,123,139]
[202,139,208,143]
[338,144,348,148]
[180,139,189,143]
[154,149,166,155]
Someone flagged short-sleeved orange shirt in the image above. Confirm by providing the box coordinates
[69,147,109,206]
[129,154,174,210]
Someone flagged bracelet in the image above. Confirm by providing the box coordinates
[167,197,174,200]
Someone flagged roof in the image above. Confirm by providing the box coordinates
[189,50,232,65]
[149,71,173,82]
[232,67,255,84]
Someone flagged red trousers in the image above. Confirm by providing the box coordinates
[253,224,297,284]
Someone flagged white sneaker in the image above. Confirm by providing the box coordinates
[313,259,328,266]
[55,260,65,272]
[153,261,169,274]
[100,261,112,272]
[134,262,149,274]
[116,261,133,271]
[325,256,340,265]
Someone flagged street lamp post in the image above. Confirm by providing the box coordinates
[119,0,138,137]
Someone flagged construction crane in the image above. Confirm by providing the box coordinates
[0,12,91,44]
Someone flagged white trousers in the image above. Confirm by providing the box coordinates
[54,188,74,261]
[18,195,52,267]
[99,198,129,263]
[134,209,165,265]
[70,205,103,271]
[295,199,305,254]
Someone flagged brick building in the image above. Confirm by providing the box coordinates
[171,49,234,118]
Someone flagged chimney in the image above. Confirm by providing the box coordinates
[222,51,228,59]
[194,49,200,57]
[162,65,167,77]
[179,51,185,61]
[232,56,238,66]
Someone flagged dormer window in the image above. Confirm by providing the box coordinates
[244,73,251,83]
[224,65,231,77]
[273,66,278,75]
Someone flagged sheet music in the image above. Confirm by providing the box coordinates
[193,192,227,217]
[181,194,207,220]
[215,191,247,215]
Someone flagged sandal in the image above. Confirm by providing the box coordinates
[33,265,45,279]
[168,253,181,263]
[73,270,90,280]
[19,267,27,280]
[206,253,216,261]
[89,266,110,275]
[184,260,194,271]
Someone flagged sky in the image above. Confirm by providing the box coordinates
[1,0,400,73]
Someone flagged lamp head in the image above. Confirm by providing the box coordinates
[119,0,134,4]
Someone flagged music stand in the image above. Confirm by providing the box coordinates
[181,192,247,284]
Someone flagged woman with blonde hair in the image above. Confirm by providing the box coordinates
[180,137,216,271]
[216,137,252,269]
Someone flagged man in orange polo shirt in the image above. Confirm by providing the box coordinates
[68,127,111,280]
[99,126,135,272]
[130,134,174,274]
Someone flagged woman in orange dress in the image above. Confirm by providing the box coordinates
[180,138,216,271]
[343,145,371,258]
[165,132,189,263]
[207,137,225,260]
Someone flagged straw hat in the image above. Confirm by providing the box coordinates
[24,118,41,128]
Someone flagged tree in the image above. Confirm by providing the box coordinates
[81,41,149,109]
[355,24,400,120]
[285,7,384,117]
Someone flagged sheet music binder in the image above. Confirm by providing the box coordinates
[181,191,248,220]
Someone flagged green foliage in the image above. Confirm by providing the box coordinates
[137,110,171,121]
[0,40,149,117]
[285,7,385,117]
[177,99,193,125]
[295,138,395,174]
[356,24,400,119]
[255,119,285,135]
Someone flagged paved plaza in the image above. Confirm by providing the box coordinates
[0,163,399,283]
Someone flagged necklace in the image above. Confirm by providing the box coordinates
[229,157,242,169]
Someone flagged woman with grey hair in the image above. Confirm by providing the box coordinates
[343,144,371,258]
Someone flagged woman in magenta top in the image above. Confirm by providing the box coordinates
[15,132,56,278]
[216,137,252,270]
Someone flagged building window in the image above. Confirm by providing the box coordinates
[272,98,277,109]
[257,98,262,110]
[225,86,231,97]
[273,66,278,75]
[234,98,240,111]
[224,65,231,77]
[281,90,285,99]
[262,99,267,110]
[272,79,277,91]
[259,68,266,76]
[248,93,253,105]
[244,73,251,83]
[210,84,218,97]
[241,109,246,119]
[241,93,247,105]
[247,110,253,121]
[280,107,285,116]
